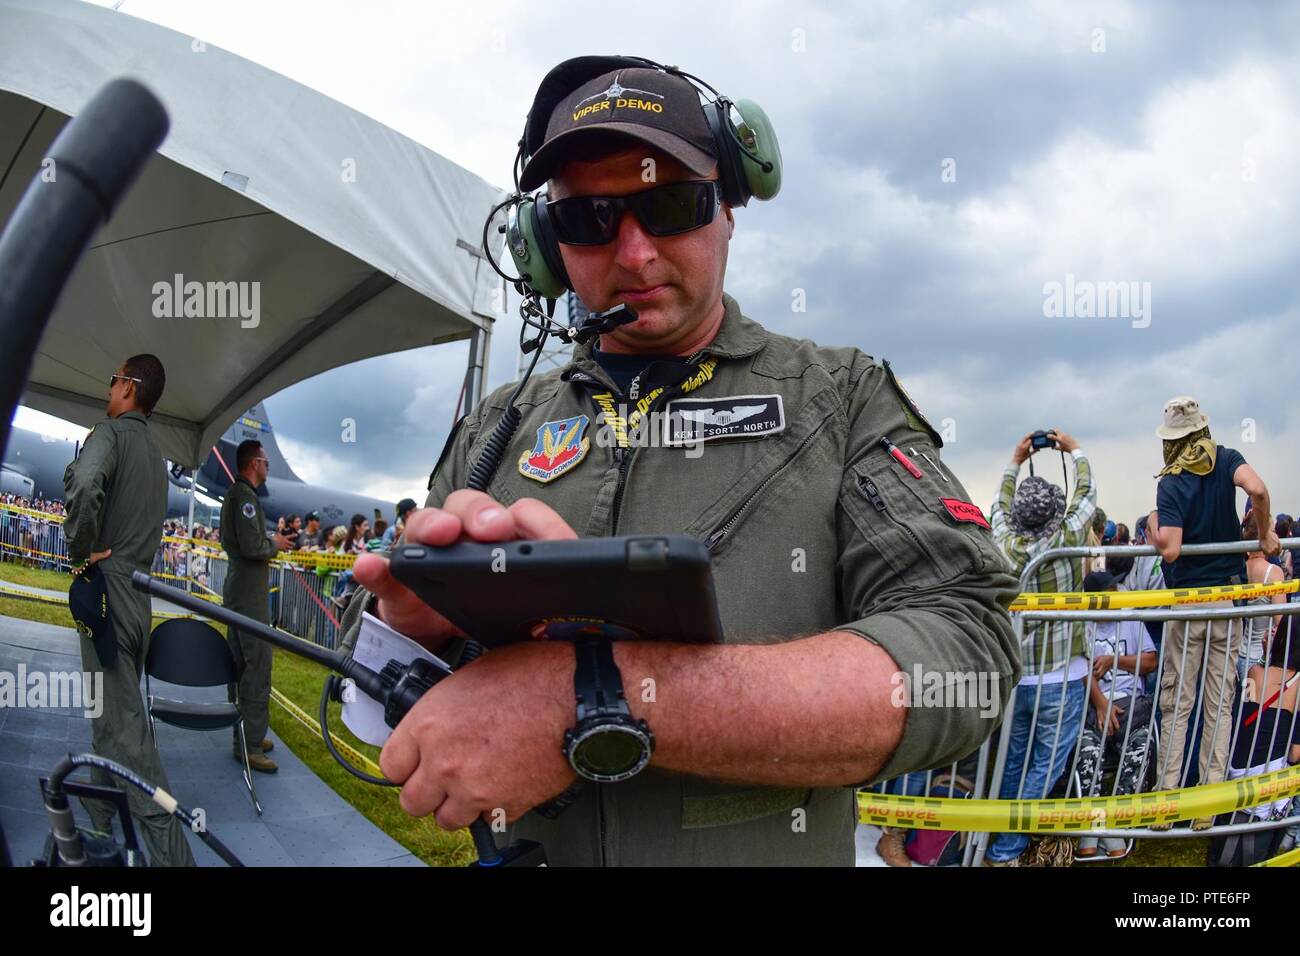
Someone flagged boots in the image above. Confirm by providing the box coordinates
[234,747,278,773]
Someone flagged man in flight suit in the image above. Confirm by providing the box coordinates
[220,439,295,773]
[63,354,195,866]
[338,58,1021,865]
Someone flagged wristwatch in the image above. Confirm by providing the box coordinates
[562,637,654,783]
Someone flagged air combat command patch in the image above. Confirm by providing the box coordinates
[518,414,590,484]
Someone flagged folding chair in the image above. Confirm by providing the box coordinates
[145,617,262,815]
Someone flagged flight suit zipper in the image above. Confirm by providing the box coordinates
[704,422,825,552]
[609,369,643,534]
[609,363,698,534]
[858,475,930,558]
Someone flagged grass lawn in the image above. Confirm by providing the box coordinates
[267,647,473,866]
[1118,834,1209,867]
[0,562,72,592]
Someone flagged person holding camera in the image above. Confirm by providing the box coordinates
[985,427,1096,864]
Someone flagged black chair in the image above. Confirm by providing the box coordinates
[144,617,262,815]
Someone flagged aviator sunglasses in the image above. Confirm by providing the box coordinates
[548,180,722,246]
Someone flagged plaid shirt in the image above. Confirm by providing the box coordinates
[989,450,1097,676]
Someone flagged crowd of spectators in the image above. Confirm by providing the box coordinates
[1,491,421,580]
[975,396,1298,865]
[1,493,68,570]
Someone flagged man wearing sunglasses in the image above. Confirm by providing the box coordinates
[62,355,196,866]
[220,439,297,774]
[341,60,1019,865]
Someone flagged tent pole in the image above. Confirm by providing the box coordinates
[185,469,195,595]
[465,319,491,414]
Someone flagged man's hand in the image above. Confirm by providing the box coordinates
[1012,433,1034,466]
[379,639,577,829]
[351,490,578,651]
[1097,703,1123,738]
[1050,428,1079,453]
[1092,654,1114,682]
[271,532,296,551]
[70,548,111,575]
[1259,527,1282,559]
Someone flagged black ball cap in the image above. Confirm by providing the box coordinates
[520,62,717,191]
[69,564,117,667]
[1083,570,1119,593]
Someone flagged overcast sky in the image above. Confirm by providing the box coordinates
[14,0,1300,526]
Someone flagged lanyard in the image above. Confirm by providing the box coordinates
[589,358,717,449]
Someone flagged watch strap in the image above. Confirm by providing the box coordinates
[574,635,630,722]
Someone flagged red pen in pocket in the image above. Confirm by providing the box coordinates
[879,436,923,479]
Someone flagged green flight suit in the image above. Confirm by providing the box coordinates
[63,409,196,867]
[340,293,1021,865]
[219,476,278,752]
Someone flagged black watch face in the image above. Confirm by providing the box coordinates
[572,725,648,778]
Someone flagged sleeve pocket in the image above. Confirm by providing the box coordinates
[845,449,1006,590]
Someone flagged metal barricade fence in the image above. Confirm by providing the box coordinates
[0,503,71,572]
[0,503,352,649]
[866,536,1300,867]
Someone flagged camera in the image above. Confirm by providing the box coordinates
[1030,429,1058,450]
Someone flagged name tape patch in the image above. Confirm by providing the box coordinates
[941,497,989,529]
[662,394,785,446]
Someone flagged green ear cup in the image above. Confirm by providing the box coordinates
[732,98,782,202]
[506,195,570,300]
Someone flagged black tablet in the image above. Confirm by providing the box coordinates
[388,534,723,648]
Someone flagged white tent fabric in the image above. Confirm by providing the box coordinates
[0,0,507,466]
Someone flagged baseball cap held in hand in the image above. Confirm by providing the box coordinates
[69,564,117,667]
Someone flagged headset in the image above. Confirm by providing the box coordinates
[483,54,784,305]
[467,56,783,496]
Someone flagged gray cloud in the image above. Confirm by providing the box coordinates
[76,0,1300,525]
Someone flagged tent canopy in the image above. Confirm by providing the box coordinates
[0,0,506,466]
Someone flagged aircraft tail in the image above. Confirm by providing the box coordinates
[212,403,303,483]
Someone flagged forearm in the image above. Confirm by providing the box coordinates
[1148,512,1179,561]
[1251,492,1271,541]
[1089,680,1110,710]
[63,511,95,564]
[1066,450,1094,511]
[62,474,99,563]
[612,629,906,788]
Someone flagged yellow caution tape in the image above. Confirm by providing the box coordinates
[152,572,222,601]
[160,534,359,571]
[0,582,71,605]
[0,540,68,562]
[269,685,384,779]
[0,504,65,523]
[1010,579,1298,612]
[858,762,1300,831]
